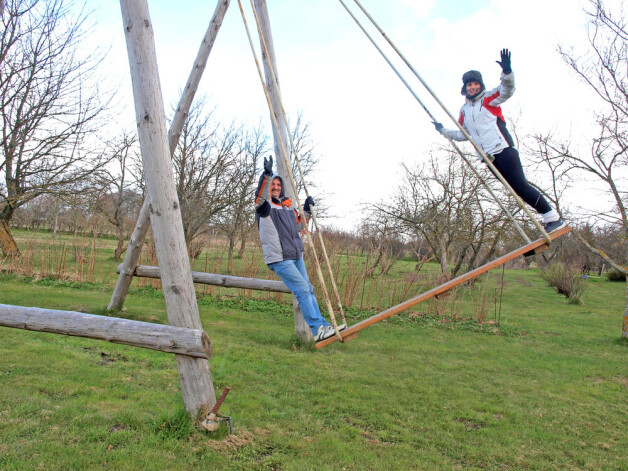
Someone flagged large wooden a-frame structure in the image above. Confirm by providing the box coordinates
[0,0,575,421]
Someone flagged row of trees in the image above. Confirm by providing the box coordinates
[0,0,319,268]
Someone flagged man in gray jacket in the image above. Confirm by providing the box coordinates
[255,156,345,341]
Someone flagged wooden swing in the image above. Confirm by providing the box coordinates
[240,0,571,348]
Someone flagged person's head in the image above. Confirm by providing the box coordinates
[271,177,282,199]
[460,70,485,98]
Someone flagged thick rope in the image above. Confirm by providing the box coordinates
[248,0,347,326]
[237,0,344,341]
[339,0,549,245]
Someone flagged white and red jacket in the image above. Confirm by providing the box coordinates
[442,72,516,157]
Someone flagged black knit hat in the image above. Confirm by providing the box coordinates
[461,70,485,95]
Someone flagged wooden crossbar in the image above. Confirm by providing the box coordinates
[316,226,572,349]
[119,264,291,293]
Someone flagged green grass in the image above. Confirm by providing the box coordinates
[0,266,626,470]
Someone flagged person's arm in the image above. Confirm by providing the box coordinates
[489,49,515,106]
[433,118,468,142]
[254,156,274,216]
[294,195,314,232]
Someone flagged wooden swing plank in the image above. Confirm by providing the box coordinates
[316,226,571,349]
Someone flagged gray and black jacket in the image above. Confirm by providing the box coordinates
[254,172,311,265]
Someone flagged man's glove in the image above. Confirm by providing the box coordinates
[263,155,273,175]
[303,195,315,212]
[432,121,444,133]
[496,49,512,74]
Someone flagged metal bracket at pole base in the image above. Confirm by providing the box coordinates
[200,412,233,434]
[200,386,232,433]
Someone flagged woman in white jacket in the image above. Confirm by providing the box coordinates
[434,49,565,233]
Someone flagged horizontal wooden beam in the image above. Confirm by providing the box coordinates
[316,226,572,348]
[0,304,212,359]
[120,264,291,293]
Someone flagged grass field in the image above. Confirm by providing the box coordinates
[0,252,626,470]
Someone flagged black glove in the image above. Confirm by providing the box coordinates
[432,121,444,133]
[303,195,315,212]
[496,48,512,74]
[263,155,273,175]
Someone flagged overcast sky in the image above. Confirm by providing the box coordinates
[89,0,610,230]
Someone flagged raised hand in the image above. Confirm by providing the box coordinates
[263,155,273,175]
[496,49,512,74]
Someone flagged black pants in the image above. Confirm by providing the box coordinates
[489,147,551,215]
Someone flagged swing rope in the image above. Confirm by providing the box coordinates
[237,0,346,341]
[338,0,549,246]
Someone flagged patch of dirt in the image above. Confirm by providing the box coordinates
[109,424,127,433]
[516,277,532,287]
[344,417,379,444]
[206,430,255,452]
[454,418,484,430]
[97,351,129,366]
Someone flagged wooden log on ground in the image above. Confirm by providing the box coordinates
[0,304,211,359]
[120,264,291,293]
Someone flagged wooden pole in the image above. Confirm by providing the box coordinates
[121,264,291,292]
[252,0,312,341]
[248,0,348,326]
[108,201,151,310]
[119,0,215,415]
[0,304,212,359]
[316,226,572,348]
[108,0,231,312]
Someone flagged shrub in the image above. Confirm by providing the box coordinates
[541,263,587,305]
[606,269,626,282]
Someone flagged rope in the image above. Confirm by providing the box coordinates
[338,0,549,246]
[236,0,345,341]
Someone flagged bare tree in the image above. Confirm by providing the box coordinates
[0,0,109,256]
[372,150,509,277]
[171,98,238,256]
[288,113,320,196]
[215,125,268,273]
[92,132,141,260]
[528,0,628,336]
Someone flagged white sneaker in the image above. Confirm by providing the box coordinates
[314,325,335,341]
[336,323,347,331]
[544,219,566,233]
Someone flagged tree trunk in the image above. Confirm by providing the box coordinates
[114,225,125,261]
[227,236,235,274]
[237,235,247,259]
[53,211,59,239]
[623,277,627,338]
[0,219,20,257]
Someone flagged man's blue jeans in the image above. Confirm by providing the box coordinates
[268,257,330,335]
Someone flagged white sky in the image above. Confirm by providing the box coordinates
[89,0,608,230]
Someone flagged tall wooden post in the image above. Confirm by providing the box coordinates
[108,0,230,312]
[253,0,312,342]
[119,0,215,415]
